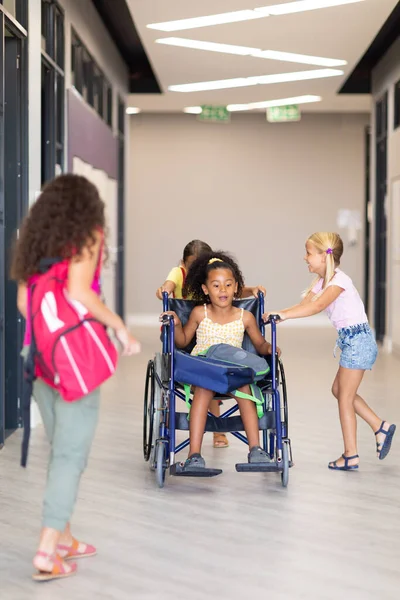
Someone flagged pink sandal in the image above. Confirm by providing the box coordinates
[58,537,97,560]
[32,551,77,582]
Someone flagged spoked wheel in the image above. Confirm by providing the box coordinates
[149,354,163,471]
[279,360,288,438]
[143,360,154,462]
[156,440,167,488]
[281,441,289,488]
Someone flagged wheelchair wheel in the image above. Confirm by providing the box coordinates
[143,360,154,461]
[279,360,288,436]
[156,440,167,488]
[281,441,289,488]
[149,354,163,470]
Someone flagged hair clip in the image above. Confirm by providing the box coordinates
[208,258,223,265]
[326,248,333,255]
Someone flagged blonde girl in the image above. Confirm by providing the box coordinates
[264,232,396,471]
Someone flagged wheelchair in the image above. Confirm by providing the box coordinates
[143,292,293,488]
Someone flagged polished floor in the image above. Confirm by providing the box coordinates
[1,326,400,600]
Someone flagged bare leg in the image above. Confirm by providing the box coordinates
[332,369,391,457]
[189,387,215,456]
[209,398,229,448]
[329,367,365,467]
[232,386,260,449]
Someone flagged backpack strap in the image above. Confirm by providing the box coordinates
[94,234,104,281]
[180,267,187,300]
[21,281,39,468]
[233,384,265,418]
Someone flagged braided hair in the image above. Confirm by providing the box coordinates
[183,250,244,303]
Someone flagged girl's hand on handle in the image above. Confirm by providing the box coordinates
[160,311,182,328]
[262,311,285,323]
[252,285,266,298]
[156,286,171,300]
[266,342,282,358]
[115,327,141,356]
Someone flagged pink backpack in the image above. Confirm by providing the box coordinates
[21,253,118,466]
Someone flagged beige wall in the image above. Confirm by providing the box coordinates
[126,112,369,321]
[372,38,400,354]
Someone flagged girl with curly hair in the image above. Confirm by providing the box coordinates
[156,240,267,449]
[161,251,276,474]
[11,174,140,581]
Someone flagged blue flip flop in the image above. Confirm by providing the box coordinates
[375,422,397,460]
[328,454,359,471]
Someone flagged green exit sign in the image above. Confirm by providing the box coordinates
[267,105,301,123]
[198,105,230,123]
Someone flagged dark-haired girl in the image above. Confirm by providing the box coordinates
[156,241,266,450]
[161,251,277,472]
[11,174,140,581]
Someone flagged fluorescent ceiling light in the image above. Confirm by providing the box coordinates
[147,0,364,32]
[169,68,343,93]
[147,10,266,32]
[256,0,365,16]
[253,49,346,67]
[227,94,321,112]
[183,106,203,114]
[156,37,346,67]
[126,107,141,114]
[156,38,259,56]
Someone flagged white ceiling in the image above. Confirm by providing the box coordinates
[127,0,398,113]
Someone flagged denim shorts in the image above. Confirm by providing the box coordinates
[335,323,378,370]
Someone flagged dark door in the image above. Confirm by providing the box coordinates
[364,127,371,315]
[3,29,24,435]
[41,60,56,184]
[0,15,4,448]
[374,94,388,343]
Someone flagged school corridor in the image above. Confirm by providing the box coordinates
[1,326,399,600]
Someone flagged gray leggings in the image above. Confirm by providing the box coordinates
[33,378,100,531]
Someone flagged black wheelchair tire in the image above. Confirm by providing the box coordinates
[281,441,289,488]
[279,359,288,435]
[143,360,154,461]
[156,441,167,488]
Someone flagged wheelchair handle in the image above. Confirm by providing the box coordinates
[264,314,281,325]
[161,314,173,326]
[162,291,169,313]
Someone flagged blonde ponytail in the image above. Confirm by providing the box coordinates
[304,232,344,299]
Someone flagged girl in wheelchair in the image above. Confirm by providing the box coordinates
[161,251,279,474]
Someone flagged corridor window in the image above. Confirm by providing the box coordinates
[71,28,113,127]
[41,0,65,184]
[41,0,64,63]
[395,80,400,130]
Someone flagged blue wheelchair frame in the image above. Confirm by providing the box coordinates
[143,292,291,487]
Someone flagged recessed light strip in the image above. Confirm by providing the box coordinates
[227,94,322,112]
[126,107,141,114]
[256,0,365,16]
[147,9,266,32]
[147,0,365,32]
[156,38,259,57]
[156,38,346,67]
[169,68,343,93]
[183,106,204,114]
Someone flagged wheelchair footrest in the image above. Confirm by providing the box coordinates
[170,462,223,478]
[235,462,282,473]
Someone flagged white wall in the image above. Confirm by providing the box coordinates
[127,112,369,323]
[372,37,400,356]
[28,0,42,206]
